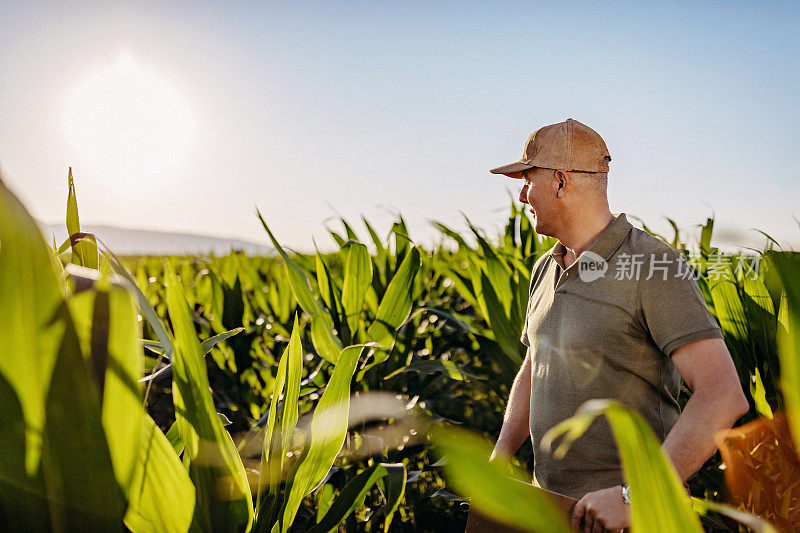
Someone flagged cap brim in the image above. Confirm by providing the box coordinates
[489,161,533,178]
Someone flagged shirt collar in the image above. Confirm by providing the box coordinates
[550,213,633,267]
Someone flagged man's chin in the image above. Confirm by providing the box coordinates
[533,218,553,238]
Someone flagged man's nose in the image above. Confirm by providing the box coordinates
[518,184,529,204]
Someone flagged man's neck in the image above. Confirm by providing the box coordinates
[558,210,615,265]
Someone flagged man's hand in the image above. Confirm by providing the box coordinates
[571,485,629,533]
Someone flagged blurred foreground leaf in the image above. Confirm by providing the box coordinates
[432,426,570,533]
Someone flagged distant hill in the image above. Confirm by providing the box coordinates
[40,223,271,257]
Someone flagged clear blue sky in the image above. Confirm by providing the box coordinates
[1,1,798,251]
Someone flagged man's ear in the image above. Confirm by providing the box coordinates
[554,169,569,198]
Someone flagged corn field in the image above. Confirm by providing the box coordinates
[1,169,799,532]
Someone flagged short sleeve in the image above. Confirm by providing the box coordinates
[520,299,532,346]
[637,247,723,356]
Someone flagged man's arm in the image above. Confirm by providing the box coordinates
[571,337,749,532]
[662,337,750,482]
[491,351,532,463]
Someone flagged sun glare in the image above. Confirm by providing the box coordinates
[63,55,194,180]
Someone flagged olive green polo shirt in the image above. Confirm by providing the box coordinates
[520,212,723,499]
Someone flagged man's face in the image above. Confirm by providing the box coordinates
[518,167,558,236]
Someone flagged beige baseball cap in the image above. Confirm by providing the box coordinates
[490,118,611,178]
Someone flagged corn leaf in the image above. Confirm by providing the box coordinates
[40,302,127,530]
[379,461,406,532]
[433,426,571,533]
[770,252,800,448]
[750,367,774,419]
[341,242,372,337]
[105,247,174,363]
[466,218,513,313]
[306,463,406,533]
[166,268,253,533]
[0,178,65,475]
[67,281,145,495]
[542,399,703,532]
[315,251,336,310]
[692,498,780,533]
[281,344,368,532]
[0,178,127,530]
[139,327,244,384]
[124,415,196,533]
[258,210,342,363]
[255,315,303,528]
[66,168,99,269]
[362,216,386,258]
[367,247,420,348]
[359,247,420,377]
[479,270,523,366]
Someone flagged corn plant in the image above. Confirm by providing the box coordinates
[0,172,412,532]
[432,203,556,378]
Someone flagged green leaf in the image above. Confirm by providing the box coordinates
[362,216,386,258]
[40,306,127,529]
[201,327,244,353]
[367,247,421,349]
[692,498,780,533]
[315,483,335,524]
[165,421,185,456]
[139,327,243,385]
[0,178,68,475]
[432,426,571,533]
[66,168,99,269]
[281,344,368,532]
[56,236,72,255]
[750,367,773,419]
[315,251,336,310]
[0,177,126,530]
[770,252,800,449]
[710,274,748,344]
[105,249,174,363]
[166,268,254,533]
[340,218,360,242]
[542,399,703,533]
[380,461,406,532]
[258,210,342,363]
[341,242,372,337]
[466,218,514,313]
[357,247,420,378]
[102,289,144,477]
[255,340,287,526]
[306,463,406,533]
[279,320,303,467]
[390,218,411,265]
[478,270,523,366]
[0,364,48,530]
[315,249,347,346]
[699,217,714,256]
[432,261,481,315]
[255,315,303,529]
[124,415,196,533]
[66,167,80,241]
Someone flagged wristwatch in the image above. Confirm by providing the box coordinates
[621,484,631,505]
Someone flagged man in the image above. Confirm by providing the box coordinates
[487,119,749,532]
